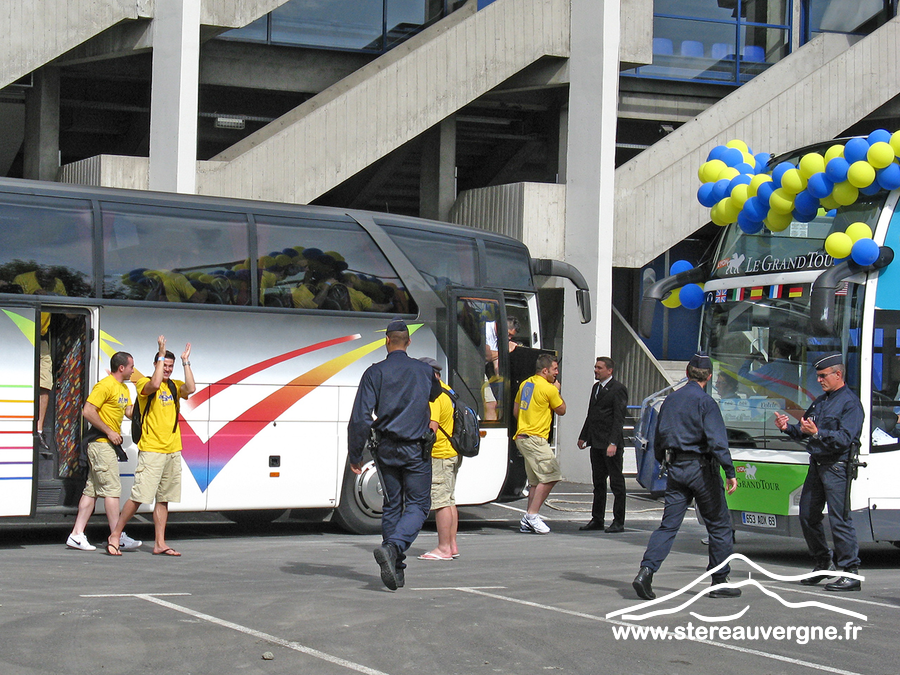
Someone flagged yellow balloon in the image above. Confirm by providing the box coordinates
[748,173,773,197]
[832,181,859,206]
[825,232,853,259]
[699,159,726,183]
[891,130,900,158]
[847,161,875,188]
[769,188,795,214]
[820,195,840,210]
[726,139,749,153]
[845,221,873,242]
[710,203,729,227]
[729,183,750,208]
[742,151,756,167]
[824,144,845,162]
[717,166,740,182]
[765,211,793,232]
[661,289,682,308]
[717,197,740,223]
[868,142,895,169]
[780,168,807,195]
[799,153,826,179]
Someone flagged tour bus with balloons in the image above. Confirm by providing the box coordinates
[640,131,900,546]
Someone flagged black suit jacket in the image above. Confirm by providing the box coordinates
[579,378,628,449]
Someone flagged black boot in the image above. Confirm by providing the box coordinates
[825,568,861,592]
[708,576,742,598]
[632,567,655,600]
[373,543,400,590]
[800,558,837,586]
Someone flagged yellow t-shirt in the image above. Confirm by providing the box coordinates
[136,377,184,453]
[430,382,456,459]
[515,375,563,439]
[14,271,67,334]
[86,375,131,443]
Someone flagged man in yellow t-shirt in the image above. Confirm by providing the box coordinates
[66,352,142,553]
[513,353,567,534]
[417,358,460,562]
[108,335,196,557]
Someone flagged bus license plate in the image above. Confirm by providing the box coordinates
[742,511,776,528]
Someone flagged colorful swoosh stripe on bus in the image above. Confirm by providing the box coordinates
[2,309,35,344]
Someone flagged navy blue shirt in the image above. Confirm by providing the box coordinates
[348,349,437,464]
[654,380,735,478]
[784,384,863,460]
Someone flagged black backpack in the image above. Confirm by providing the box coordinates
[436,388,481,458]
[131,380,179,444]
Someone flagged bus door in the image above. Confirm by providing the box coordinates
[0,304,38,516]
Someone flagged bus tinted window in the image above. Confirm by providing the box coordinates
[483,241,533,291]
[101,203,250,305]
[380,224,478,292]
[255,216,416,314]
[0,194,94,298]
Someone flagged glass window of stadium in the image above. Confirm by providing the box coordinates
[624,0,790,85]
[804,0,894,39]
[222,0,467,53]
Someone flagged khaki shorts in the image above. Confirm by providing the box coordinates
[431,455,461,509]
[515,435,562,486]
[130,451,182,504]
[39,339,52,390]
[83,441,121,498]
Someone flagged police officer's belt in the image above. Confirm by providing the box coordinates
[664,450,708,462]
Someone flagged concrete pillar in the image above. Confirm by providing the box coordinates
[559,0,620,483]
[23,67,60,181]
[420,117,457,221]
[149,0,200,194]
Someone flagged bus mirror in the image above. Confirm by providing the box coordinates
[576,288,592,324]
[638,266,709,338]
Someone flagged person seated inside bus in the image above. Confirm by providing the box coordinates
[142,269,207,304]
[738,339,802,404]
[714,371,741,400]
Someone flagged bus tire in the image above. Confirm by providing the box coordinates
[333,459,383,535]
[222,509,287,527]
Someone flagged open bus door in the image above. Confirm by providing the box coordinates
[0,304,38,516]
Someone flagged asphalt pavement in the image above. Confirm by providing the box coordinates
[0,481,898,675]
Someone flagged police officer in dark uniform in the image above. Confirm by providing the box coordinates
[632,352,739,600]
[348,319,441,590]
[774,352,863,592]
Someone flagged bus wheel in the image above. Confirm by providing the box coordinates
[222,509,287,527]
[891,541,900,549]
[333,460,382,535]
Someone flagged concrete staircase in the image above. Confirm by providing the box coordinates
[614,18,900,268]
[195,0,571,204]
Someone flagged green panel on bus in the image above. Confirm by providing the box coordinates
[724,461,808,515]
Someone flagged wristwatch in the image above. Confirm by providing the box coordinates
[811,432,820,440]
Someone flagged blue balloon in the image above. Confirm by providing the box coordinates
[707,145,728,162]
[721,147,745,167]
[792,208,818,223]
[754,152,771,171]
[734,162,755,175]
[860,183,882,196]
[806,172,834,199]
[728,173,753,191]
[825,157,850,183]
[844,137,870,164]
[697,182,718,207]
[711,178,732,203]
[827,209,838,217]
[793,190,819,214]
[876,163,900,191]
[680,284,705,310]
[851,238,880,266]
[742,196,766,222]
[868,129,892,145]
[771,161,795,186]
[738,211,764,233]
[756,181,776,204]
[670,259,694,276]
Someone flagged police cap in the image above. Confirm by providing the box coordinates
[386,319,408,333]
[688,351,712,370]
[814,352,842,370]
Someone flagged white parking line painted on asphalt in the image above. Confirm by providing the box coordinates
[84,593,391,675]
[442,587,866,675]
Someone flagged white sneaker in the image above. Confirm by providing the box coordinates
[519,514,550,534]
[120,532,143,550]
[66,533,96,551]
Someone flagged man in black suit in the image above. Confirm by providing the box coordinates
[578,357,629,533]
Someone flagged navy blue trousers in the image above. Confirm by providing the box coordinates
[799,458,860,569]
[640,459,734,579]
[375,442,432,570]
